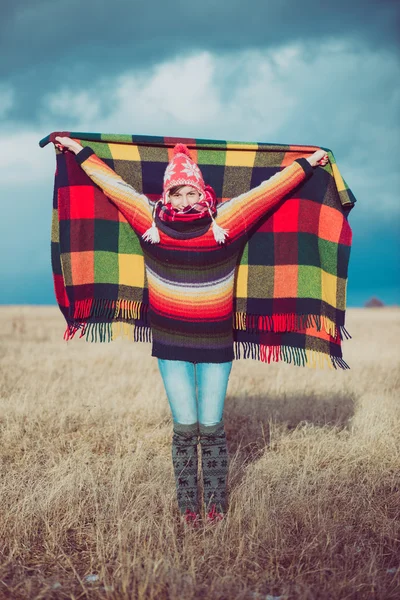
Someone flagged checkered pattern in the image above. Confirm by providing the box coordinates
[41,131,355,369]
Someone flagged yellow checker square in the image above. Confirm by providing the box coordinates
[109,144,141,161]
[225,150,257,167]
[119,254,145,288]
[332,163,346,192]
[235,265,248,298]
[227,143,258,150]
[321,269,337,306]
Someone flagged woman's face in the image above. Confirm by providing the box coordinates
[168,186,201,210]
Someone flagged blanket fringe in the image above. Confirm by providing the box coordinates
[63,320,152,343]
[73,298,149,322]
[234,312,350,340]
[233,341,350,370]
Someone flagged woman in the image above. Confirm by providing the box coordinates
[54,135,328,527]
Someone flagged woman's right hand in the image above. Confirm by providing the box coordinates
[307,150,329,167]
[54,136,83,154]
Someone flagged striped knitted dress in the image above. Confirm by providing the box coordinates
[75,147,313,363]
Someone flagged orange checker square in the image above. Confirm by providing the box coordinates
[280,149,317,167]
[70,251,94,285]
[69,185,95,219]
[318,205,344,244]
[117,209,129,223]
[273,264,298,298]
[304,323,333,341]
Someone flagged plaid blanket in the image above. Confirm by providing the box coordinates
[39,131,356,369]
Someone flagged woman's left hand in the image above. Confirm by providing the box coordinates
[54,136,83,154]
[307,150,329,167]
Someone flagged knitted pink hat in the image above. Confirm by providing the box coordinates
[162,144,206,203]
[142,143,229,244]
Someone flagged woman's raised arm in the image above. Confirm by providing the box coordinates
[54,136,153,236]
[215,151,328,235]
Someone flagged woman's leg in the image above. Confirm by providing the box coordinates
[196,361,232,515]
[157,359,200,515]
[157,359,198,424]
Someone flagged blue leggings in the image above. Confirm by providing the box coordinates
[157,359,233,426]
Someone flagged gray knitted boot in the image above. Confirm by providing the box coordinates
[199,420,229,515]
[171,421,200,515]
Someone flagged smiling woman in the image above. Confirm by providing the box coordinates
[49,132,341,530]
[168,185,201,209]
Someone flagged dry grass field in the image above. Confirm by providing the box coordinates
[0,306,399,600]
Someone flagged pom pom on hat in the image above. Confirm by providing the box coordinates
[162,143,203,202]
[173,143,192,158]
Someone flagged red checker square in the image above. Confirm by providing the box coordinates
[57,188,70,220]
[94,187,120,221]
[53,274,69,307]
[69,219,95,252]
[298,199,322,234]
[256,212,274,232]
[165,137,196,161]
[69,186,95,219]
[339,217,352,246]
[274,232,298,265]
[272,198,300,232]
[319,205,343,244]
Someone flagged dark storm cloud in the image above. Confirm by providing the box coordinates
[1,0,399,122]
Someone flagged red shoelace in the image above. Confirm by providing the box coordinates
[183,509,200,527]
[207,504,224,523]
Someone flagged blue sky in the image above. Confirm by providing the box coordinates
[0,0,399,306]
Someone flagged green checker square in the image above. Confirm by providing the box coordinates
[336,276,347,311]
[83,141,113,160]
[247,265,274,299]
[235,296,247,313]
[71,132,101,141]
[94,251,119,284]
[298,233,320,268]
[222,166,253,198]
[318,238,338,276]
[51,209,59,243]
[197,149,226,166]
[304,336,328,353]
[114,159,143,192]
[298,265,321,299]
[118,222,143,255]
[95,220,120,253]
[102,134,133,143]
[196,138,227,146]
[238,242,249,266]
[254,151,286,168]
[138,146,169,163]
[61,254,73,287]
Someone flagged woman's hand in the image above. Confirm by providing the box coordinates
[54,136,83,155]
[307,150,329,167]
